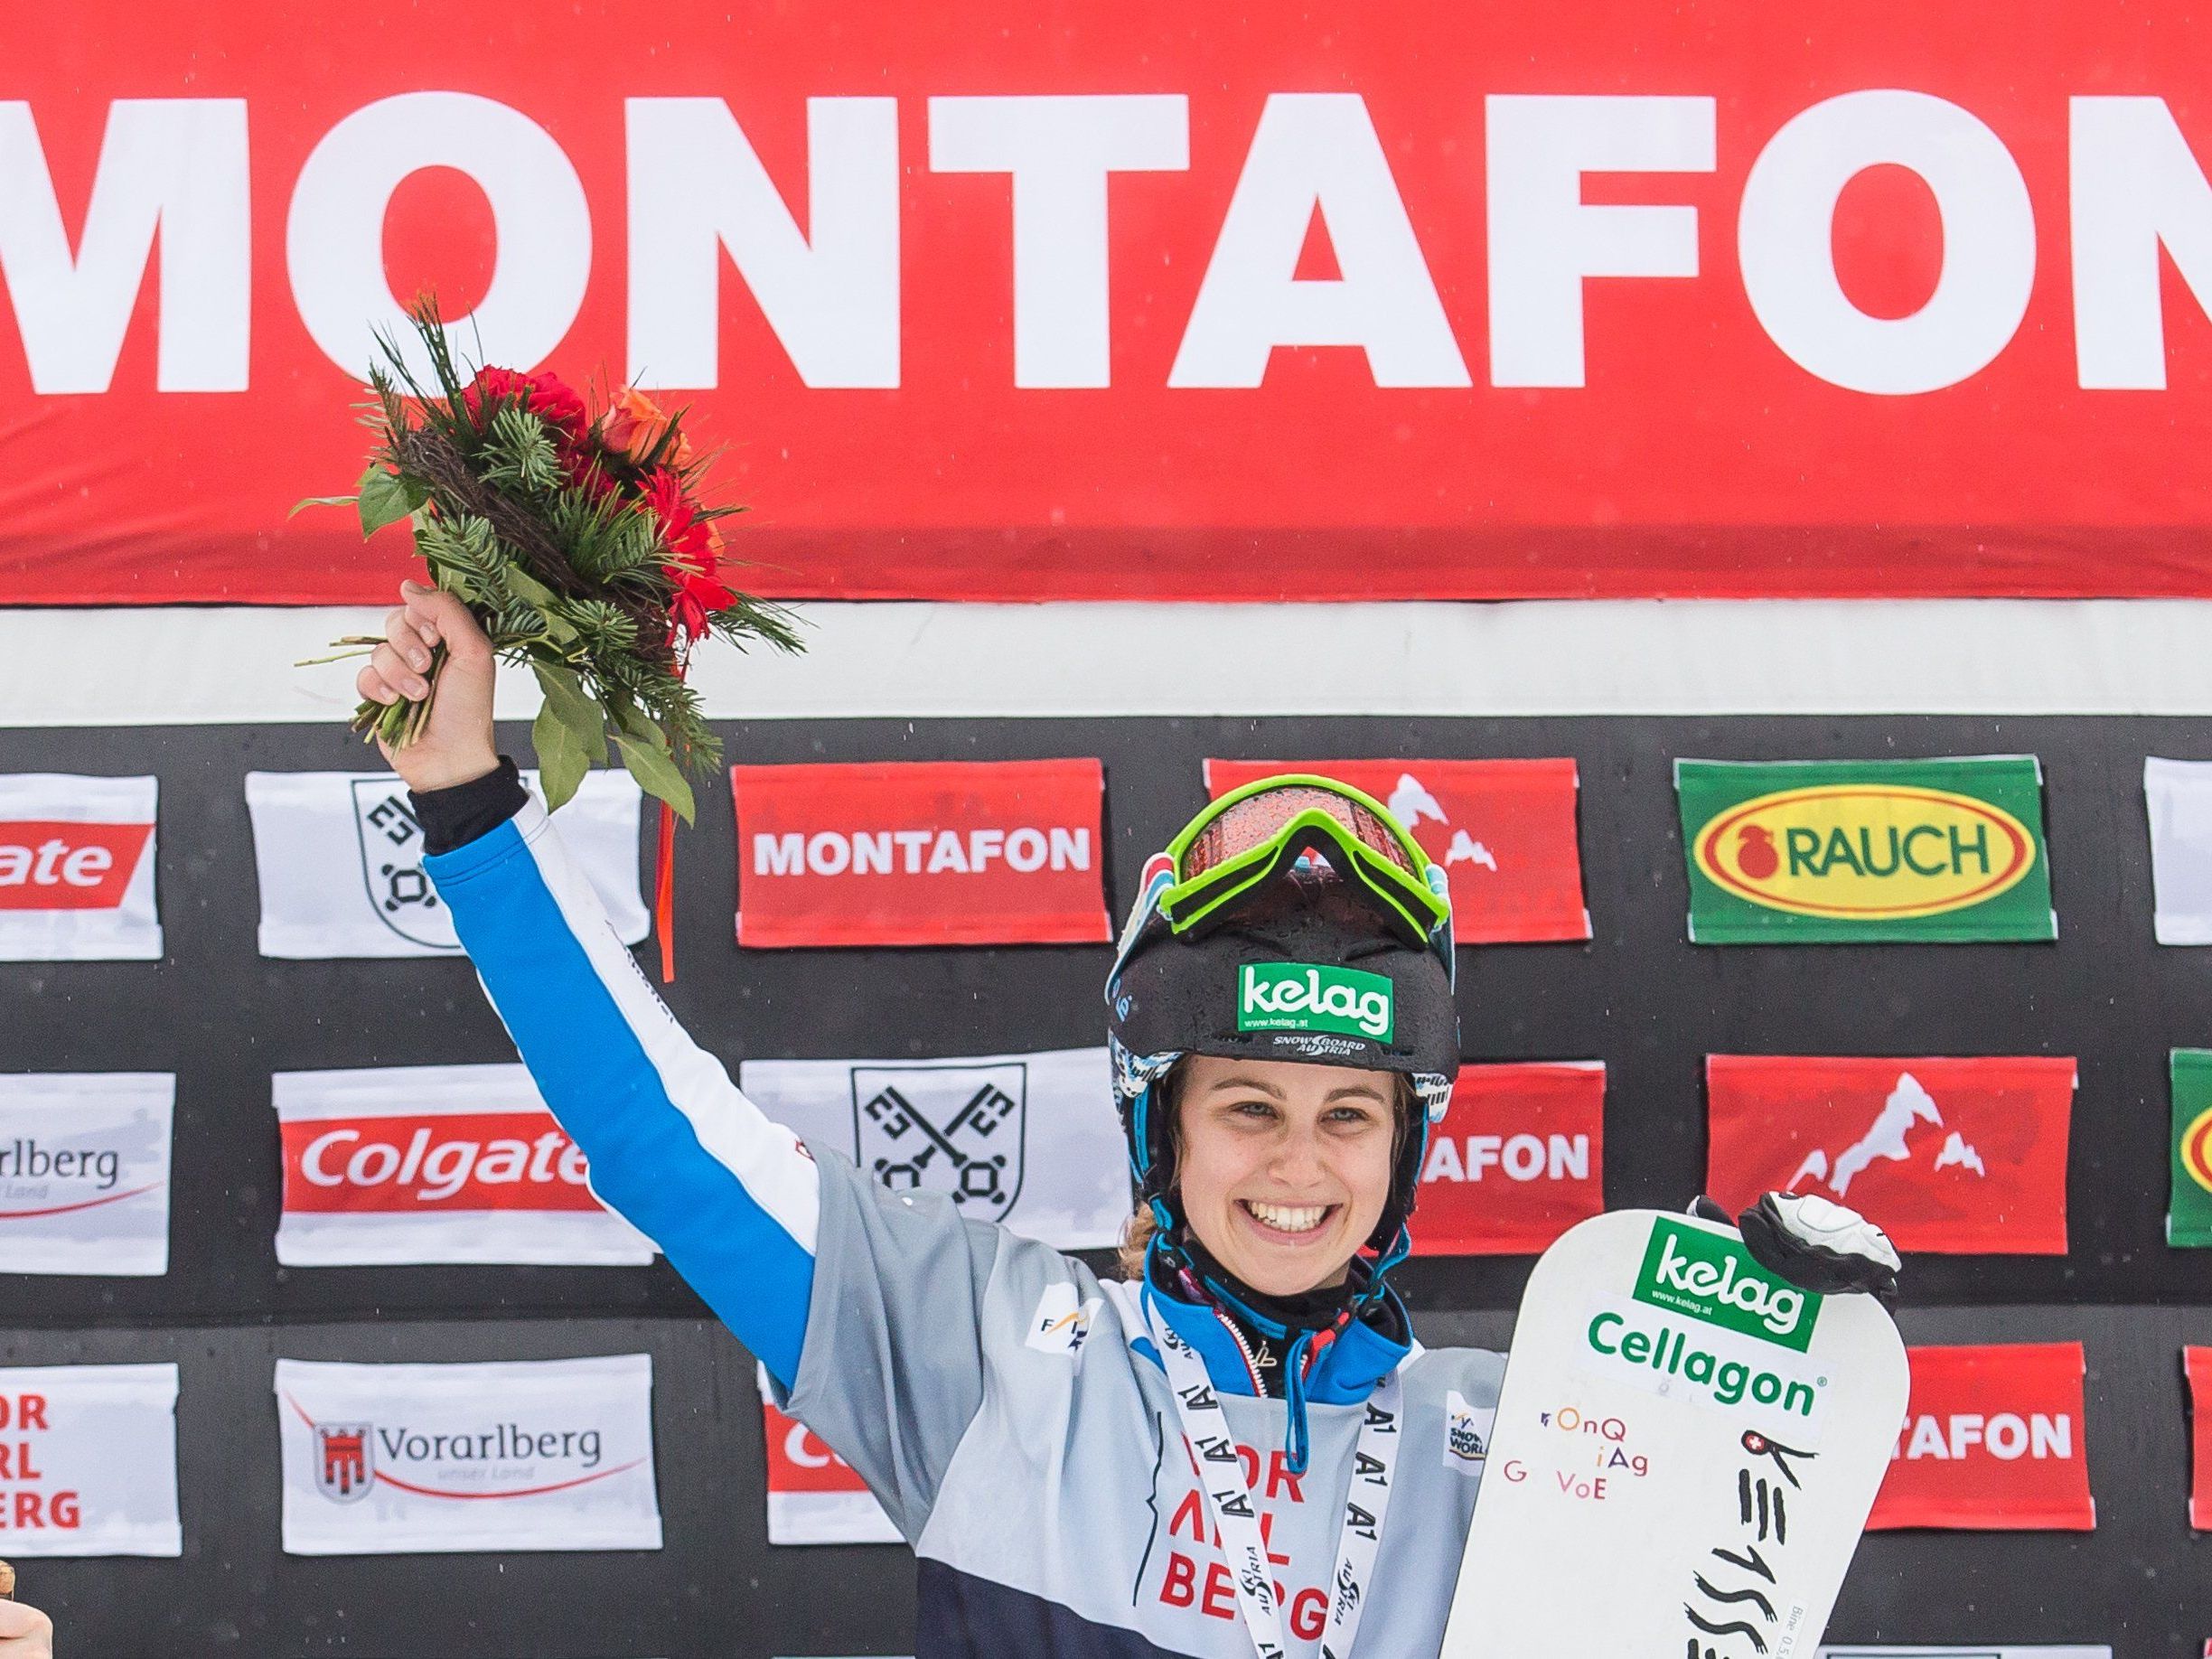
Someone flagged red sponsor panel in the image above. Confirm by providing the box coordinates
[763,1396,872,1497]
[1411,1062,1604,1255]
[730,760,1110,948]
[2190,1346,2212,1530]
[278,1112,601,1214]
[759,1367,900,1543]
[1704,1054,2075,1254]
[1204,759,1589,945]
[0,823,153,911]
[1868,1342,2095,1531]
[11,3,2212,605]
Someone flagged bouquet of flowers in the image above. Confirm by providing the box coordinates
[300,298,801,975]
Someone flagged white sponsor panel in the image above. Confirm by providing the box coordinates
[0,1364,181,1557]
[0,1073,173,1276]
[272,1064,655,1268]
[2146,758,2212,944]
[276,1354,662,1555]
[0,774,159,961]
[1820,1649,2111,1659]
[246,769,647,958]
[757,1364,901,1547]
[737,1046,1127,1249]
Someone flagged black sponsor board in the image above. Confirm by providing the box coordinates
[1,713,2209,1655]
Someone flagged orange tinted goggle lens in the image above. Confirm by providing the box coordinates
[1180,785,1420,883]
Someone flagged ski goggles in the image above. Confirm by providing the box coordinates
[1158,774,1453,951]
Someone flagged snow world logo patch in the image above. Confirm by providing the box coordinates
[1443,1389,1494,1472]
[851,1062,1026,1222]
[349,781,454,950]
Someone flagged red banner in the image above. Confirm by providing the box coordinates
[6,1,2212,605]
[2190,1346,2212,1531]
[278,1111,601,1214]
[729,759,1110,947]
[1204,759,1589,944]
[1411,1062,1604,1255]
[763,1397,872,1497]
[1868,1342,2095,1531]
[1704,1054,2075,1254]
[0,821,152,911]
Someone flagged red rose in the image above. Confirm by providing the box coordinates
[638,468,733,639]
[461,365,590,449]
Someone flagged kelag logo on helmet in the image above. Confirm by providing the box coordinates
[1237,962,1394,1042]
[1674,757,2056,943]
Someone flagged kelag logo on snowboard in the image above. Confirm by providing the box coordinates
[1632,1219,1821,1353]
[1673,757,2056,943]
[1237,962,1393,1041]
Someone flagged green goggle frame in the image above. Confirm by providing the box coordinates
[1158,773,1453,950]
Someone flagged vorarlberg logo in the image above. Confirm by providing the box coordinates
[1631,1217,1821,1353]
[1237,962,1393,1042]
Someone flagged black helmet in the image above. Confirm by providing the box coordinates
[1105,775,1459,1283]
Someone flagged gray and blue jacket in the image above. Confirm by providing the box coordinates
[424,787,1505,1657]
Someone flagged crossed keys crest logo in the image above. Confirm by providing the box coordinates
[850,1063,1027,1223]
[349,779,459,950]
[314,1421,377,1504]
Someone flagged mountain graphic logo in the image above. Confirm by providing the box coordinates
[1785,1072,1986,1197]
[1385,773,1497,872]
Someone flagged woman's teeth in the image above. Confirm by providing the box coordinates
[1243,1201,1329,1233]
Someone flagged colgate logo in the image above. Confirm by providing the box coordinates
[0,822,153,911]
[280,1113,600,1213]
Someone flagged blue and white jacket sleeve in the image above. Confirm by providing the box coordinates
[422,792,823,1391]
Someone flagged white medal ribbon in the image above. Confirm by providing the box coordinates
[1143,1291,1402,1659]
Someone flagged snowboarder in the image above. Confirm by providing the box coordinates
[346,581,1898,1657]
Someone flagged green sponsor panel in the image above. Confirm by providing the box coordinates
[1236,961,1393,1041]
[2170,1049,2212,1248]
[1631,1216,1823,1352]
[1673,755,2057,944]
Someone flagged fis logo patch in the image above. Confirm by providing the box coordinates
[1025,1283,1102,1359]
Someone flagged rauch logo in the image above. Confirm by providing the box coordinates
[1632,1218,1821,1353]
[1237,962,1393,1042]
[1693,784,2037,920]
[2180,1105,2212,1197]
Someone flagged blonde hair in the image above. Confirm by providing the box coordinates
[1115,1064,1418,1281]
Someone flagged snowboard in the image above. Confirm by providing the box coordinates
[1440,1209,1909,1659]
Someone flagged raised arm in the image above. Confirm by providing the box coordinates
[360,584,819,1388]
